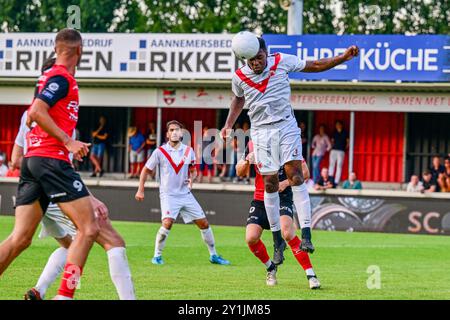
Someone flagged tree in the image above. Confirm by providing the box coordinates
[1,0,448,34]
[0,0,122,32]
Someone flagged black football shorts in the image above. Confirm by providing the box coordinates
[247,199,294,230]
[16,156,90,213]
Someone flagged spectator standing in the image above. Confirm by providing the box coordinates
[342,172,363,190]
[314,168,336,190]
[329,120,349,185]
[421,170,437,193]
[0,155,8,177]
[311,124,332,183]
[241,122,251,184]
[198,126,215,183]
[406,175,424,192]
[128,127,146,179]
[146,122,157,159]
[90,115,109,177]
[430,156,445,182]
[299,121,308,161]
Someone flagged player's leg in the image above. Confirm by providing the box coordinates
[152,218,173,264]
[280,215,320,289]
[26,234,72,300]
[262,173,285,259]
[28,202,80,299]
[246,201,277,286]
[281,119,314,253]
[55,197,99,299]
[335,150,345,184]
[182,193,230,265]
[95,217,136,300]
[0,202,43,275]
[328,150,337,179]
[284,160,314,253]
[252,127,285,257]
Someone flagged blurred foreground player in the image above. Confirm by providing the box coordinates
[236,141,320,289]
[12,90,135,300]
[135,120,230,266]
[1,29,100,300]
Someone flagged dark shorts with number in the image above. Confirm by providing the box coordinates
[247,199,294,230]
[16,156,90,213]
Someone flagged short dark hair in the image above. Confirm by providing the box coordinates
[55,28,82,44]
[335,120,343,126]
[41,57,56,73]
[423,170,431,176]
[166,120,183,130]
[257,37,267,52]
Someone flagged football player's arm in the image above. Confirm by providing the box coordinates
[301,45,359,73]
[136,152,158,201]
[221,94,245,138]
[136,167,152,201]
[236,159,250,177]
[11,144,24,170]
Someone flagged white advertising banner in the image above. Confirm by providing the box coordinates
[156,88,450,113]
[0,33,238,79]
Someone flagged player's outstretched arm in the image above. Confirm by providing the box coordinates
[221,95,245,138]
[135,167,152,201]
[302,45,359,73]
[28,99,90,159]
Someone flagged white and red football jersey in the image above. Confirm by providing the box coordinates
[145,142,195,196]
[231,53,306,128]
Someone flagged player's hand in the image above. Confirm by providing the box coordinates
[343,45,359,61]
[185,178,193,190]
[65,139,91,158]
[246,152,256,164]
[278,180,290,192]
[90,196,109,220]
[135,190,145,201]
[220,127,232,140]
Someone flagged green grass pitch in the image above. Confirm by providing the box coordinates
[1,215,450,300]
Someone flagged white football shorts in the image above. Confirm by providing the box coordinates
[251,116,303,174]
[159,192,206,224]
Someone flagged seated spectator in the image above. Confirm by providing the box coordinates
[342,172,363,190]
[421,170,437,193]
[406,174,424,192]
[0,155,8,177]
[6,161,20,178]
[128,127,146,179]
[430,156,445,182]
[314,168,335,190]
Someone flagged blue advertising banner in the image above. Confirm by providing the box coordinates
[263,35,450,82]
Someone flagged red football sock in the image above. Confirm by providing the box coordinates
[57,263,83,299]
[248,240,271,265]
[288,236,313,270]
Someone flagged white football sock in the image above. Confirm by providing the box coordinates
[292,183,312,229]
[263,191,281,232]
[154,226,170,257]
[35,247,67,299]
[107,247,136,300]
[305,268,316,277]
[200,227,217,256]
